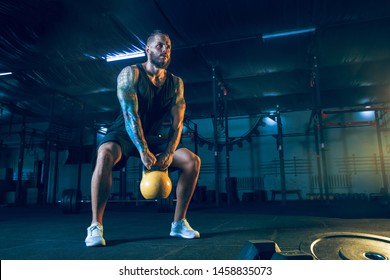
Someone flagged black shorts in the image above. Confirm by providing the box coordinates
[97,130,184,171]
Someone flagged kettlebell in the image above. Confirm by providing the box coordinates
[140,166,172,199]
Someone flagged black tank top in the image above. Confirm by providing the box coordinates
[108,64,176,136]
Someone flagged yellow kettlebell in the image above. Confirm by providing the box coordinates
[140,166,172,199]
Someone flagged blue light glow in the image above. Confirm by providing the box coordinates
[265,116,277,126]
[105,51,145,62]
[360,110,374,119]
[0,72,12,76]
[262,27,315,40]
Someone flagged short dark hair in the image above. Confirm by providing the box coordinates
[146,29,170,46]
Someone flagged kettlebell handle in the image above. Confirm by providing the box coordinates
[143,165,168,173]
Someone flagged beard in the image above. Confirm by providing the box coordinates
[149,50,171,69]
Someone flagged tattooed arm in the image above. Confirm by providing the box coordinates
[156,75,186,170]
[117,66,156,169]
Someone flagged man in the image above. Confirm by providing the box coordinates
[85,30,201,247]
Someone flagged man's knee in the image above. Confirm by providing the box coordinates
[185,152,201,174]
[171,148,201,174]
[192,154,201,172]
[96,143,121,168]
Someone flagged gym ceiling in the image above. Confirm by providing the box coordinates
[1,0,390,130]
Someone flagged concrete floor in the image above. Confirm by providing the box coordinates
[1,199,390,260]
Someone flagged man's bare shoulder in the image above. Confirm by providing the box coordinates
[118,65,139,77]
[117,65,139,87]
[171,74,184,87]
[171,74,185,106]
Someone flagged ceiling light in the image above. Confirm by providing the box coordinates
[263,91,280,97]
[266,115,277,125]
[98,127,108,134]
[105,51,145,62]
[262,27,315,40]
[360,110,374,119]
[0,72,12,76]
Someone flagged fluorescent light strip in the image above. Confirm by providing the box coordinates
[262,27,315,39]
[0,72,12,76]
[105,51,145,62]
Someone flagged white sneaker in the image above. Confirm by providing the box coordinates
[85,222,106,247]
[170,218,200,239]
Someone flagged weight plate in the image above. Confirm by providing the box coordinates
[61,189,82,214]
[61,189,72,214]
[70,189,81,213]
[299,232,390,260]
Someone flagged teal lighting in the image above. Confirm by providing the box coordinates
[262,27,315,40]
[0,72,12,76]
[105,51,145,62]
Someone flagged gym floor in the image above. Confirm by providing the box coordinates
[1,199,390,260]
